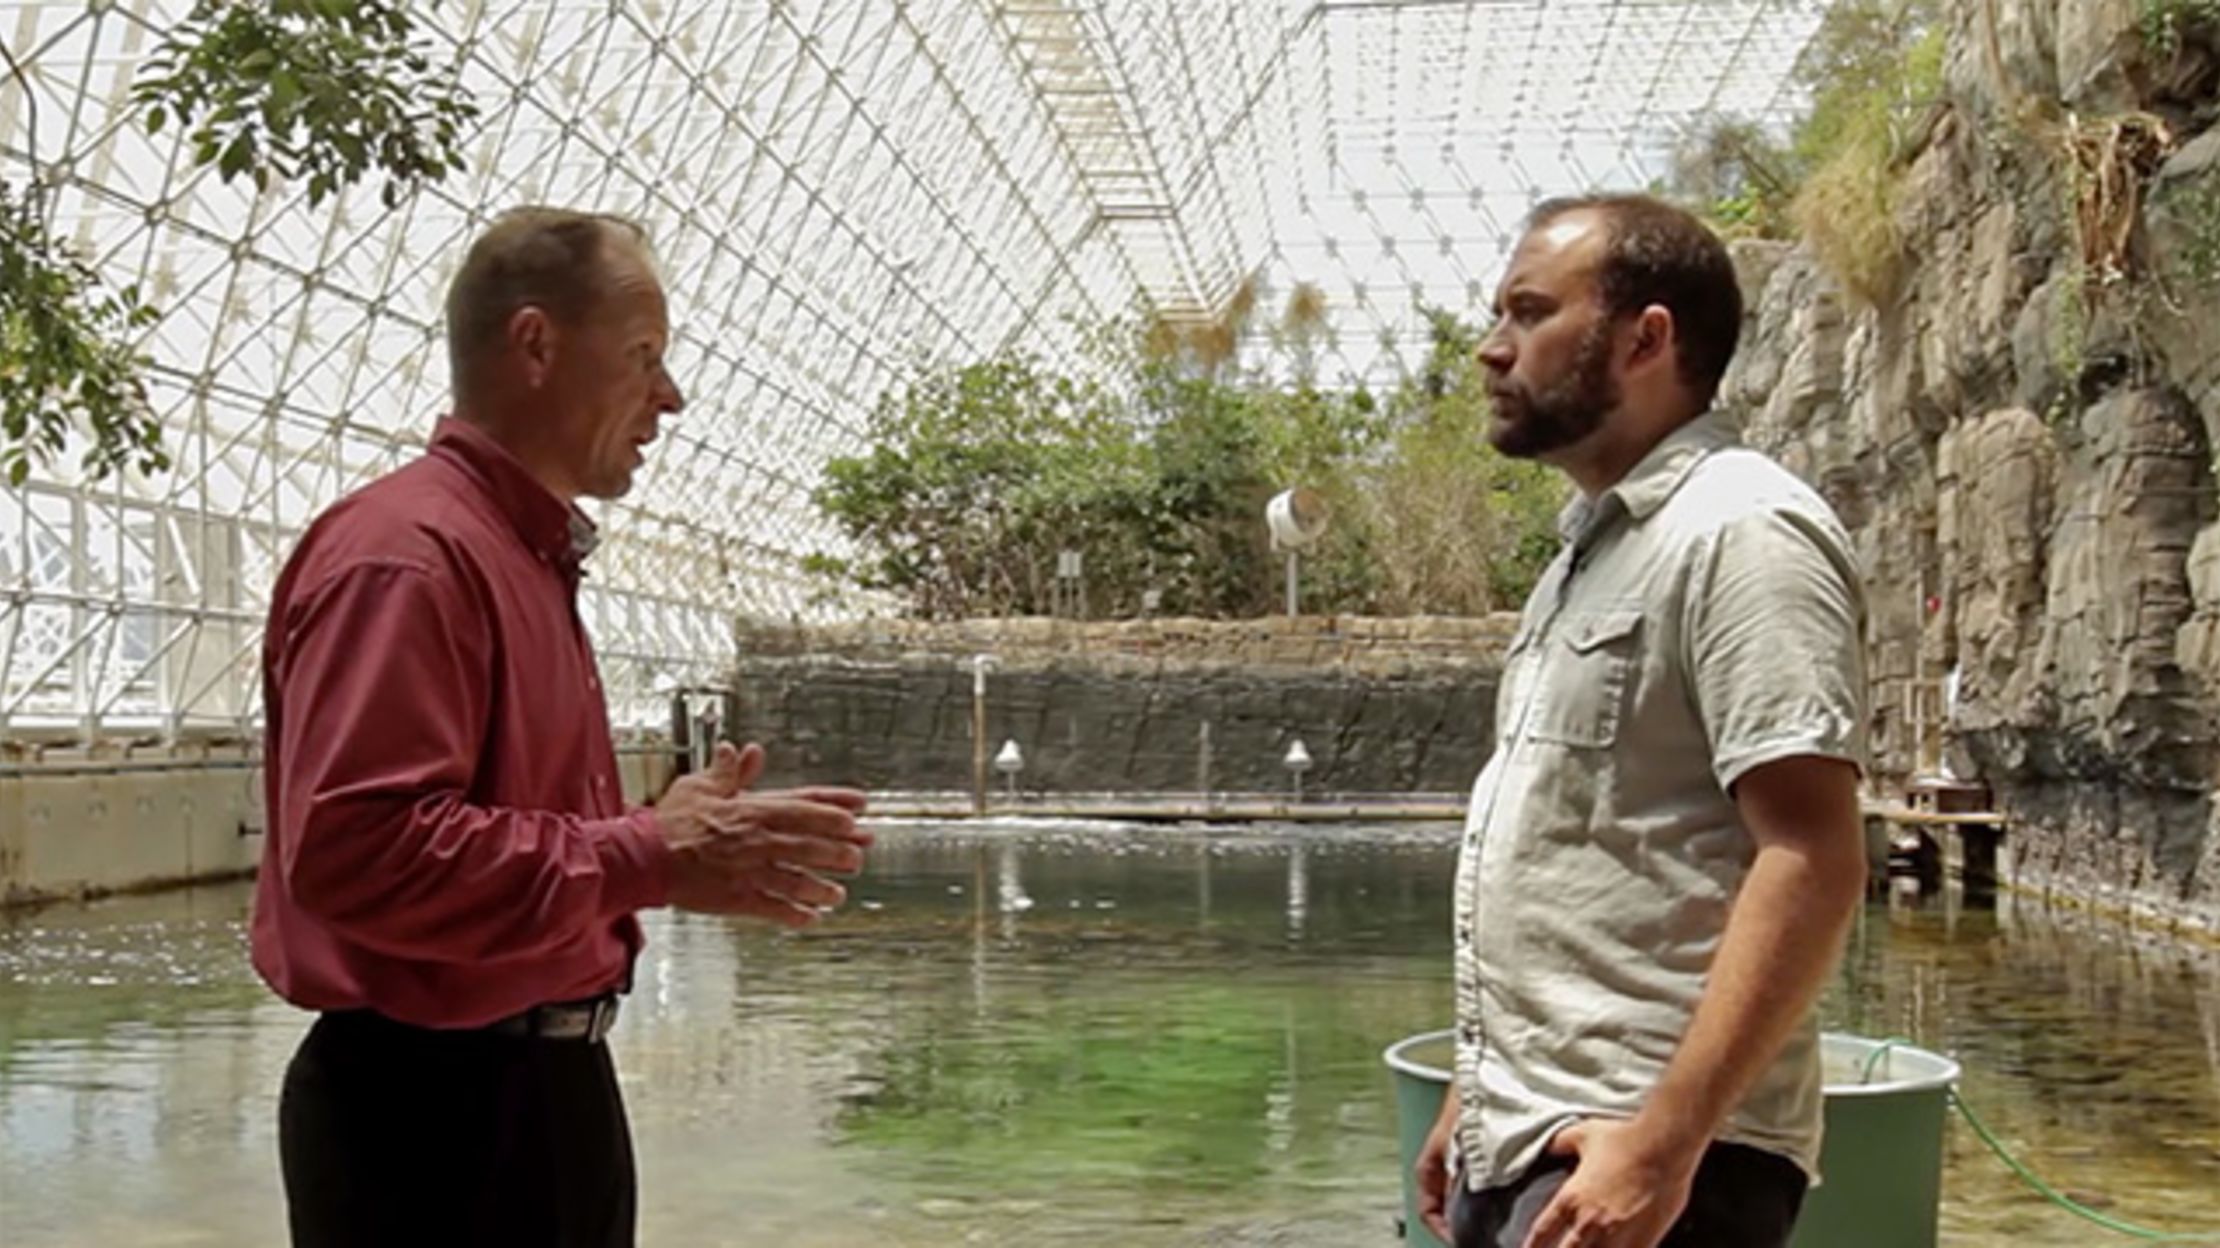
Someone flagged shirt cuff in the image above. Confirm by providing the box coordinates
[595,808,675,915]
[1714,734,1866,794]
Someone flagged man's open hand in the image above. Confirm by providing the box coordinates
[655,742,871,926]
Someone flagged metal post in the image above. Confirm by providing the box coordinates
[970,655,993,816]
[1197,841,1212,924]
[693,708,717,772]
[721,689,741,750]
[1284,549,1299,617]
[668,691,692,777]
[1197,720,1213,804]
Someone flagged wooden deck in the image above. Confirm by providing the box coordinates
[1863,788,2008,888]
[1861,802,2007,828]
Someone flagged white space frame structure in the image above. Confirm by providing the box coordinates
[1,0,1826,739]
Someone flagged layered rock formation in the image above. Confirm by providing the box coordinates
[1722,0,2220,930]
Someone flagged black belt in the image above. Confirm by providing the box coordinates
[480,993,621,1043]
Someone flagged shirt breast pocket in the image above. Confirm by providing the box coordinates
[1527,608,1644,749]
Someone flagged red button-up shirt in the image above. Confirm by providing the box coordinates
[251,419,672,1028]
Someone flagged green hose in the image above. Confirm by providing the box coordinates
[1858,1038,2219,1244]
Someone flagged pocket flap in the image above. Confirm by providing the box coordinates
[1564,608,1643,653]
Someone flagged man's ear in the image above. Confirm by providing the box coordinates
[506,306,558,389]
[1627,305,1675,372]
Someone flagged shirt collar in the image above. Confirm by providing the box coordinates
[429,418,598,571]
[1556,412,1736,544]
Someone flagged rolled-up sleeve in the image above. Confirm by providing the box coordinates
[1682,507,1869,793]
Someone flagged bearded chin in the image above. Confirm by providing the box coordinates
[1490,380,1613,458]
[1487,326,1619,459]
[1491,402,1599,459]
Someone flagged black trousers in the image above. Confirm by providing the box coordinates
[1451,1139,1807,1248]
[279,1010,637,1248]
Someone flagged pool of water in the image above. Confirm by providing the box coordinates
[0,820,2216,1245]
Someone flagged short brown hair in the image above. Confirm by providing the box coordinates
[1528,194,1742,408]
[443,207,650,398]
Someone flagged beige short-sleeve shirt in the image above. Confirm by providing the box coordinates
[1451,413,1868,1189]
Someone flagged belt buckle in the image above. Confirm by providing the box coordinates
[584,996,617,1044]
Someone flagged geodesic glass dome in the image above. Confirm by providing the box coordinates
[1,0,1827,735]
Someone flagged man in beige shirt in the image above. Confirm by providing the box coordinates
[1414,194,1870,1248]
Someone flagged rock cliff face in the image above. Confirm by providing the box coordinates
[1722,0,2220,930]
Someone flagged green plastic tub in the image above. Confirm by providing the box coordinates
[1794,1034,1962,1248]
[1383,1031,1960,1248]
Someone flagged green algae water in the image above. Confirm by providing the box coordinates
[1,821,2215,1246]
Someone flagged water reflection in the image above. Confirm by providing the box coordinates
[1840,887,2220,1242]
[0,822,2215,1246]
[0,892,295,1247]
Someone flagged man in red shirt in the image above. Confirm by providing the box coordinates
[253,207,871,1248]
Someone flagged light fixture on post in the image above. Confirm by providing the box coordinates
[1283,738,1313,802]
[994,738,1024,805]
[1265,487,1330,617]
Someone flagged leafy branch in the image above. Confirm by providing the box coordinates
[2141,0,2220,59]
[131,0,478,209]
[0,42,162,486]
[0,0,480,488]
[0,181,165,487]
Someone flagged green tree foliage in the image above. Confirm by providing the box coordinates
[1786,0,1946,304]
[1,1,475,487]
[1790,0,1944,169]
[0,182,163,487]
[1,37,162,486]
[811,356,1152,620]
[1666,0,1945,295]
[2142,0,2220,58]
[132,0,478,208]
[1358,310,1564,616]
[1666,117,1799,241]
[811,306,1564,620]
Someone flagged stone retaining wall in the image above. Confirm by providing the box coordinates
[728,616,1513,795]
